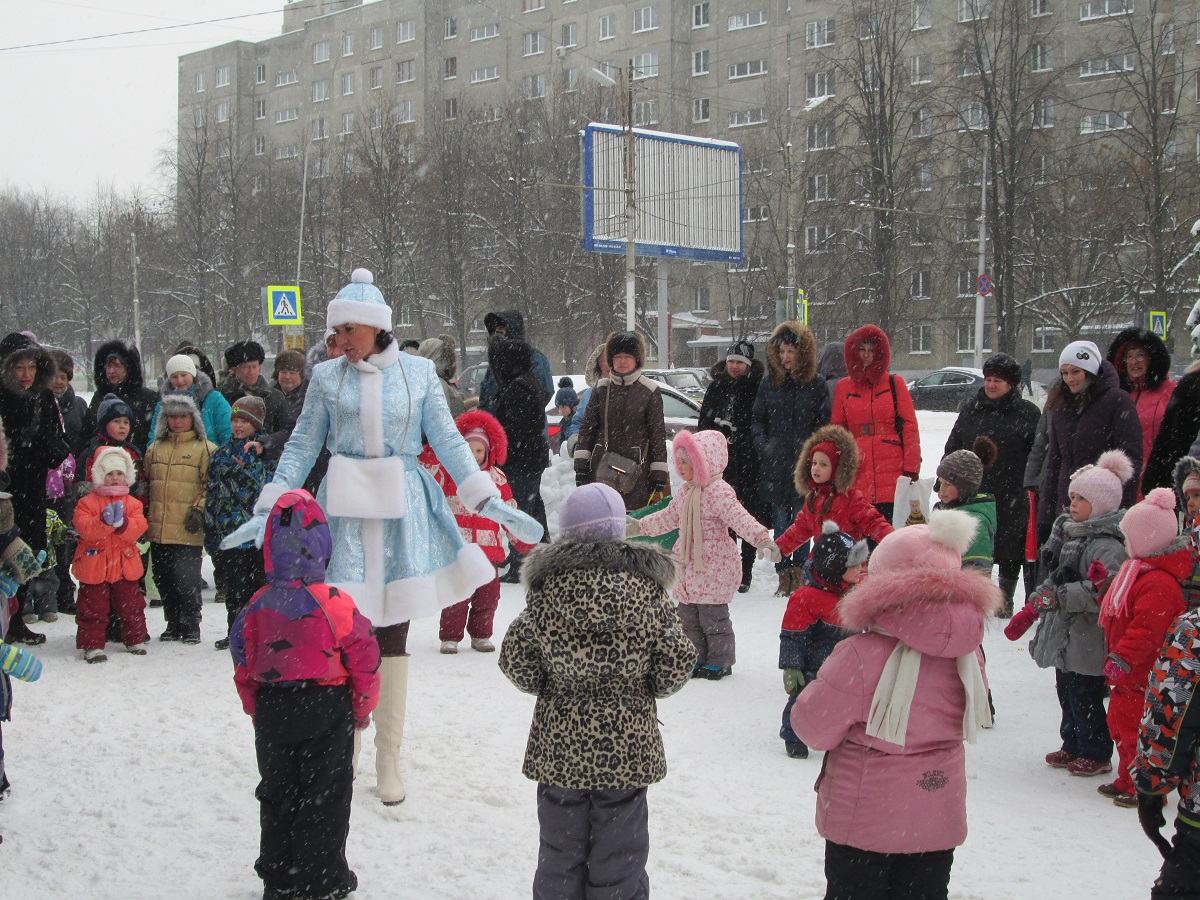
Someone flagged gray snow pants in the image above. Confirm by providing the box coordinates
[534,783,649,900]
[677,602,735,668]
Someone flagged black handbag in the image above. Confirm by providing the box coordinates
[593,384,643,495]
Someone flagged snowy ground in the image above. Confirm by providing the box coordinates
[1,411,1169,898]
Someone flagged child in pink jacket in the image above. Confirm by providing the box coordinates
[632,429,777,680]
[792,509,1000,898]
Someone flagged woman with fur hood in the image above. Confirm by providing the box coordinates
[418,335,465,420]
[1107,327,1175,486]
[792,509,999,898]
[84,340,158,453]
[832,324,921,521]
[752,321,832,594]
[698,340,770,592]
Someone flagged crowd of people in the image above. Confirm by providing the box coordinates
[1,285,1200,898]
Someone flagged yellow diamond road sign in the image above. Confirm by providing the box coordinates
[267,286,302,326]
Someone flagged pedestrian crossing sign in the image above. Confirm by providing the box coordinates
[266,286,302,326]
[1149,310,1167,338]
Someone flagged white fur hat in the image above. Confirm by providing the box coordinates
[92,446,136,485]
[326,268,392,333]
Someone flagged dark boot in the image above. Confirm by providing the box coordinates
[4,616,45,646]
[997,577,1018,619]
[739,540,755,593]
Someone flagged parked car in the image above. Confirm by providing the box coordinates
[907,367,985,411]
[456,362,489,400]
[642,368,707,401]
[547,381,701,451]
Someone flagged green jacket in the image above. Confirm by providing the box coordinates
[937,493,996,571]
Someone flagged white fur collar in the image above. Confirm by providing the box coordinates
[351,340,400,374]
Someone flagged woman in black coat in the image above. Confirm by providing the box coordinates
[1143,360,1200,494]
[0,334,70,644]
[84,340,159,453]
[944,354,1040,615]
[698,340,768,592]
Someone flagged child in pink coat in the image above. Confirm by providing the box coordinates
[633,429,777,679]
[792,509,1000,898]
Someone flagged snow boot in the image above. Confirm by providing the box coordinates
[470,637,495,653]
[1067,757,1112,777]
[439,640,458,654]
[1045,750,1077,768]
[84,648,107,664]
[786,741,809,759]
[997,577,1018,619]
[774,570,790,596]
[374,654,409,805]
[739,540,755,593]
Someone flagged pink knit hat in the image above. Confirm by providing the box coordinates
[1068,450,1134,517]
[1120,488,1179,559]
[868,508,979,578]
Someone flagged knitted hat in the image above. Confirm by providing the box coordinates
[809,440,842,477]
[982,353,1021,387]
[559,483,627,543]
[463,426,491,453]
[165,354,197,378]
[1059,340,1101,376]
[230,395,267,431]
[91,446,136,485]
[96,393,134,433]
[1120,488,1180,559]
[224,340,266,368]
[554,376,579,409]
[274,349,306,374]
[726,340,754,366]
[1068,450,1134,517]
[937,437,997,497]
[810,520,870,587]
[1184,470,1200,497]
[327,268,392,332]
[868,508,979,578]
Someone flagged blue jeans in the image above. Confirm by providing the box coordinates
[771,497,806,571]
[1055,669,1112,762]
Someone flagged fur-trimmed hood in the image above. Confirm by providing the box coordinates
[455,408,507,468]
[1,344,55,397]
[161,370,216,406]
[152,391,207,442]
[91,340,146,394]
[766,321,818,387]
[172,342,218,388]
[673,429,727,487]
[838,567,1001,658]
[795,424,860,497]
[584,341,609,388]
[418,335,458,383]
[1174,456,1200,506]
[1107,327,1172,393]
[844,324,892,385]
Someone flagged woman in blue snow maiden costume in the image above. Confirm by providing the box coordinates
[223,268,542,806]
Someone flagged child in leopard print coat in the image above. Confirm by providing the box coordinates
[499,482,696,899]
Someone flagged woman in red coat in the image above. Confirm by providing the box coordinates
[831,325,921,521]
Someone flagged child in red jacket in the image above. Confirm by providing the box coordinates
[420,409,535,654]
[1098,487,1189,806]
[776,424,894,567]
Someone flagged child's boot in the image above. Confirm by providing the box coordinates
[786,740,809,759]
[997,577,1018,618]
[374,655,409,805]
[470,637,495,653]
[84,648,107,664]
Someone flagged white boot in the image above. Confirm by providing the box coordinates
[374,654,409,805]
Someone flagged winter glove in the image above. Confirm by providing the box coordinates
[0,643,42,682]
[220,511,268,550]
[783,668,805,694]
[1029,589,1056,612]
[1087,559,1110,589]
[1,545,45,585]
[183,507,205,535]
[0,570,19,603]
[355,715,371,731]
[902,471,920,482]
[477,496,544,546]
[757,538,782,564]
[1103,656,1131,685]
[1004,603,1039,641]
[1137,792,1172,860]
[100,500,125,528]
[626,516,642,538]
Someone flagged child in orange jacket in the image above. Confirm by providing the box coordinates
[72,447,148,662]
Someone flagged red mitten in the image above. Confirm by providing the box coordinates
[1103,657,1130,685]
[1087,559,1110,589]
[1004,603,1039,640]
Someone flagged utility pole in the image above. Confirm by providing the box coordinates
[974,150,988,369]
[781,141,796,327]
[623,58,636,332]
[130,233,142,358]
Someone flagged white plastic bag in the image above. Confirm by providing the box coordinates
[892,476,935,529]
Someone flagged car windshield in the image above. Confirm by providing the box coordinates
[665,372,701,391]
[662,394,698,419]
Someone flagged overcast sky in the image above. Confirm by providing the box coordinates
[0,1,286,200]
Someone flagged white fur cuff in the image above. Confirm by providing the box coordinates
[326,297,392,332]
[459,468,501,511]
[253,482,290,515]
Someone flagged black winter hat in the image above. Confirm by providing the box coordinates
[982,353,1021,388]
[726,340,754,366]
[606,331,642,367]
[224,340,266,368]
[811,520,870,587]
[0,332,35,360]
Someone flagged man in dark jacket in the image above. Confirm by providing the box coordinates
[84,340,159,453]
[479,310,554,414]
[698,340,769,591]
[218,340,291,439]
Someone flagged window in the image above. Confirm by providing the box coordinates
[1163,80,1177,112]
[193,107,205,128]
[806,71,834,99]
[370,107,383,129]
[807,121,836,149]
[958,269,979,296]
[806,225,834,253]
[255,64,266,85]
[254,99,266,120]
[957,217,985,243]
[959,47,992,76]
[313,79,329,102]
[275,145,298,160]
[563,67,578,92]
[634,99,659,125]
[1162,24,1176,54]
[215,66,230,88]
[1080,53,1134,76]
[693,97,711,122]
[342,73,354,95]
[958,101,987,130]
[253,135,266,156]
[1081,110,1131,132]
[634,5,658,32]
[1032,97,1055,128]
[1032,43,1054,71]
[1081,0,1131,19]
[957,322,992,353]
[958,156,983,186]
[368,27,383,49]
[729,107,768,127]
[369,66,383,90]
[276,107,298,124]
[856,12,881,38]
[276,70,297,87]
[1032,0,1052,14]
[1033,327,1060,352]
[911,54,932,84]
[913,0,933,28]
[341,34,354,56]
[397,60,416,84]
[471,23,500,41]
[911,270,932,298]
[522,30,545,56]
[340,112,355,135]
[911,162,933,192]
[215,100,230,123]
[731,59,768,80]
[445,98,459,120]
[472,66,500,83]
[1035,154,1055,183]
[911,106,933,137]
[562,22,578,47]
[694,3,710,27]
[807,172,831,200]
[445,58,457,80]
[599,14,616,39]
[195,72,206,93]
[523,74,547,99]
[312,117,329,140]
[310,156,331,179]
[958,0,992,21]
[729,254,767,273]
[910,324,933,353]
[393,100,415,124]
[806,19,835,48]
[692,50,710,76]
[743,205,769,222]
[444,17,457,39]
[313,41,330,64]
[523,0,545,10]
[729,10,768,30]
[633,53,659,79]
[694,286,710,311]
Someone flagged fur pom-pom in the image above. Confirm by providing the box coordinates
[821,519,840,535]
[972,435,998,469]
[926,508,979,556]
[350,267,373,284]
[1145,487,1177,511]
[1095,449,1134,486]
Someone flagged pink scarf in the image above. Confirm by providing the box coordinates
[93,484,130,498]
[1099,558,1151,629]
